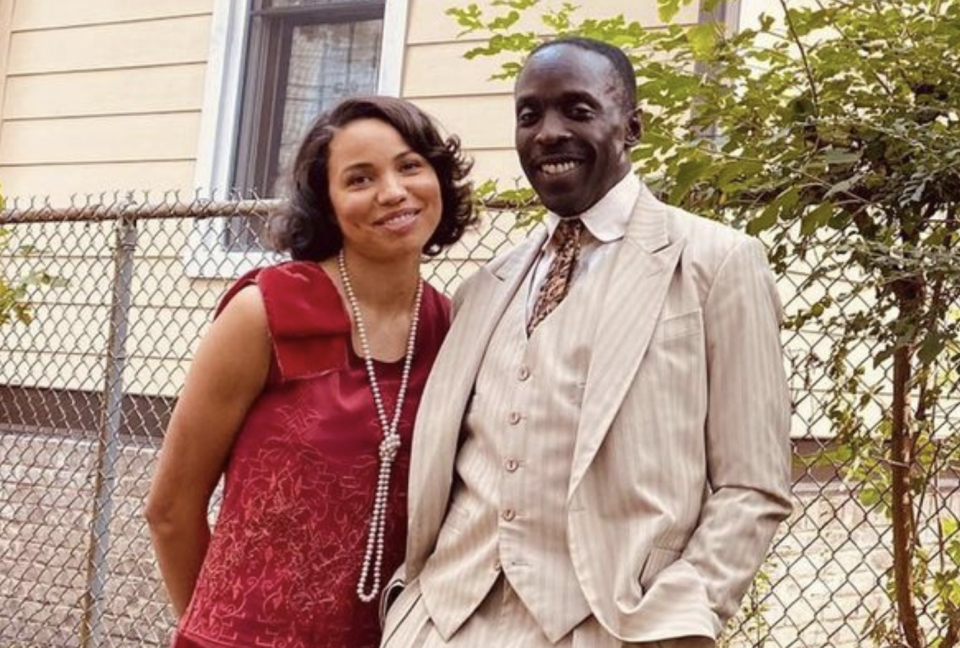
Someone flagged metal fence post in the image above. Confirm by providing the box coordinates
[79,209,138,648]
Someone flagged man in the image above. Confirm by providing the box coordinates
[381,37,792,648]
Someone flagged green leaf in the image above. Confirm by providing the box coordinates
[777,186,800,218]
[446,4,484,33]
[715,159,764,190]
[747,202,779,236]
[859,487,881,507]
[800,202,834,236]
[474,179,499,197]
[491,61,523,81]
[823,175,862,200]
[918,331,946,365]
[686,22,717,59]
[669,157,713,203]
[492,0,538,9]
[942,516,959,540]
[489,10,521,31]
[657,0,682,23]
[824,149,861,165]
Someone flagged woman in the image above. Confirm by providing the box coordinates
[145,96,475,648]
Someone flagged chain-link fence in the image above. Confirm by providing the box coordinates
[1,193,958,648]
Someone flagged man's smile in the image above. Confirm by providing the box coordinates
[539,160,584,177]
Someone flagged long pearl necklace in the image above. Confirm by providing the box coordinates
[337,250,423,603]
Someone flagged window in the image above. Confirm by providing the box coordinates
[188,0,407,277]
[236,1,386,197]
[230,0,386,250]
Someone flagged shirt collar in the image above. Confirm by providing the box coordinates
[544,172,640,245]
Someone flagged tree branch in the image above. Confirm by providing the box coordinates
[778,0,820,114]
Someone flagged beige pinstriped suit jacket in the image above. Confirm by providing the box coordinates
[392,184,793,644]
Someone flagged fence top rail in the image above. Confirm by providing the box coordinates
[0,198,284,225]
[0,195,527,226]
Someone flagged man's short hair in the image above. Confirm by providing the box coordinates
[527,37,638,112]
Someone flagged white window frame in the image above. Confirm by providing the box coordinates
[185,0,409,278]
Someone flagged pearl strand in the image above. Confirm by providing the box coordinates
[338,250,423,603]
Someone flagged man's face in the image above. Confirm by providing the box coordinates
[515,45,639,217]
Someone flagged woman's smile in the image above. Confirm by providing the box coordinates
[376,207,421,233]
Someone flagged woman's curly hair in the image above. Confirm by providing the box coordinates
[269,96,477,261]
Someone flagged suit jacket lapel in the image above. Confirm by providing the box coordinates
[407,231,545,574]
[569,186,687,497]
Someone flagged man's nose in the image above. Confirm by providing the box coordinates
[534,111,571,145]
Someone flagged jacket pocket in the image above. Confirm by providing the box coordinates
[654,311,702,342]
[639,545,682,590]
[380,578,422,645]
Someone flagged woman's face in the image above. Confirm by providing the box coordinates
[326,118,442,262]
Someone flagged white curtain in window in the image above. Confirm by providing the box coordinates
[275,19,384,190]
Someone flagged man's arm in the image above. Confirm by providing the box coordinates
[681,236,793,629]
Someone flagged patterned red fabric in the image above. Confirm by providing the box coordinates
[175,261,450,648]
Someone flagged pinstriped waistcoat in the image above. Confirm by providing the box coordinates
[419,250,617,643]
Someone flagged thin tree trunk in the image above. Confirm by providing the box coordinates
[944,616,959,648]
[891,342,923,648]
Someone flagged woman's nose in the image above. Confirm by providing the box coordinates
[377,173,408,204]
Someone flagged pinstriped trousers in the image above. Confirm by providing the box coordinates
[381,575,653,648]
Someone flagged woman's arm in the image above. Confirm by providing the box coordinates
[144,285,271,616]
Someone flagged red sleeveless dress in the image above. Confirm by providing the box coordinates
[173,261,450,648]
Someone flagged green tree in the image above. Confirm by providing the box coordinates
[0,184,30,326]
[0,185,53,326]
[449,1,960,646]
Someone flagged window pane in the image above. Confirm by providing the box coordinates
[274,19,383,192]
[230,3,385,251]
[227,17,383,251]
[265,0,380,9]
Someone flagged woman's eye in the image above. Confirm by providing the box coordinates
[400,159,424,173]
[346,175,371,187]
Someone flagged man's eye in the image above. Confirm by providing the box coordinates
[570,106,594,120]
[517,110,539,125]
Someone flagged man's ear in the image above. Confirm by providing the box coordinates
[625,107,643,147]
